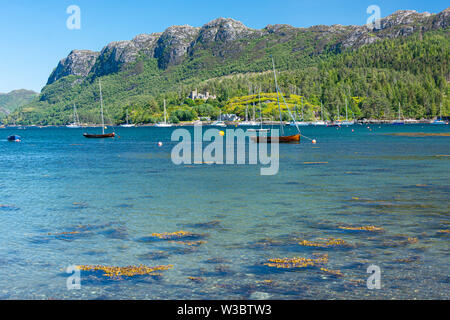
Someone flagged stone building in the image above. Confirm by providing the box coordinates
[189,89,217,101]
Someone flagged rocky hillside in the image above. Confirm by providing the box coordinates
[0,89,38,115]
[46,8,449,85]
[8,8,450,125]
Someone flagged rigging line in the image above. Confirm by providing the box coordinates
[276,84,300,134]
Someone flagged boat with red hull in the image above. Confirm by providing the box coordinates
[252,56,302,143]
[251,134,300,143]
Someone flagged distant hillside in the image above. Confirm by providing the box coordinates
[7,8,450,125]
[0,89,38,116]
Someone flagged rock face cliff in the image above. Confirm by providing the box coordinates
[46,8,449,85]
[47,50,100,84]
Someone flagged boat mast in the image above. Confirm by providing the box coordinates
[99,80,105,134]
[259,86,263,129]
[271,56,284,135]
[345,98,348,121]
[164,99,167,124]
[321,101,324,121]
[301,97,304,121]
[251,84,256,122]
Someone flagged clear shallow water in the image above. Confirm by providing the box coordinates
[0,124,448,300]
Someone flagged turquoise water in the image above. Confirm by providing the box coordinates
[0,124,448,299]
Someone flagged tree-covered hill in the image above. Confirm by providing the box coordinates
[0,89,38,118]
[7,8,450,125]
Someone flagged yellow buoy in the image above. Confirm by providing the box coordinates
[219,131,225,136]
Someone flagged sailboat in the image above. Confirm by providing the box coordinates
[252,57,300,143]
[83,80,115,138]
[248,87,269,133]
[341,98,355,126]
[328,104,342,127]
[211,111,227,127]
[392,102,405,125]
[240,105,258,126]
[155,99,173,127]
[432,103,446,124]
[67,104,81,128]
[312,101,326,125]
[290,96,309,126]
[121,110,135,127]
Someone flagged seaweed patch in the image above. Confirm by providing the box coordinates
[338,225,384,232]
[264,253,329,269]
[297,238,352,248]
[78,264,173,279]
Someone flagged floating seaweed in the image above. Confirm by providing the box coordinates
[338,225,384,232]
[437,229,450,235]
[148,230,203,240]
[188,276,205,283]
[78,264,173,279]
[320,268,344,277]
[297,238,351,248]
[169,240,207,247]
[264,253,329,269]
[34,222,117,243]
[395,256,421,263]
[344,278,365,287]
[380,237,419,248]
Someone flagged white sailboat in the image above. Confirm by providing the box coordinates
[121,109,135,127]
[83,80,115,138]
[67,104,81,128]
[240,105,258,126]
[341,98,355,126]
[248,87,269,133]
[432,103,446,124]
[290,97,309,126]
[312,101,326,125]
[392,102,405,125]
[155,99,173,127]
[211,110,226,127]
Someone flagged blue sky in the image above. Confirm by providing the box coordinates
[0,0,447,93]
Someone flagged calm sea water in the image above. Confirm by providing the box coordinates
[0,124,448,300]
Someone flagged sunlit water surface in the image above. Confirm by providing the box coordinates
[0,124,448,299]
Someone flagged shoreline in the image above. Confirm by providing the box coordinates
[0,119,448,129]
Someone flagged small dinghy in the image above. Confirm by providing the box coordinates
[7,135,21,142]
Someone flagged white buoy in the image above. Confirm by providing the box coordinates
[312,139,317,144]
[158,142,163,147]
